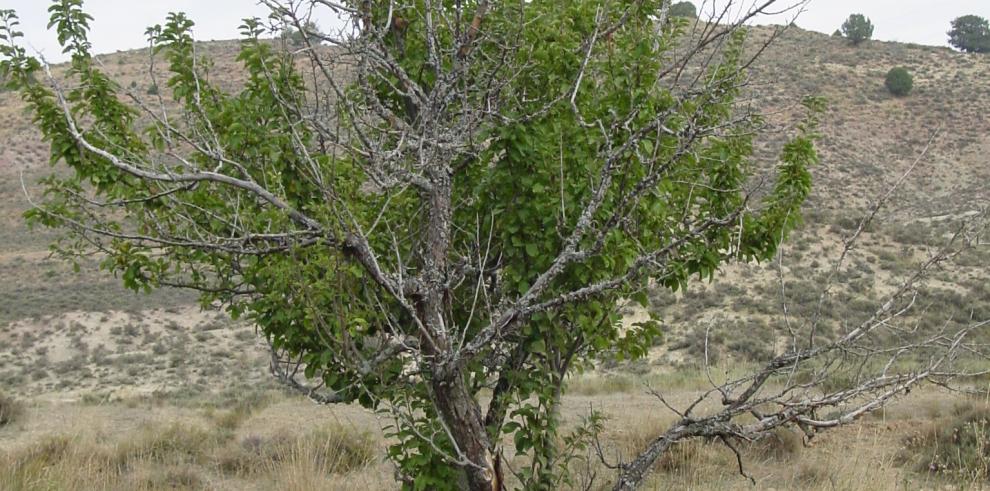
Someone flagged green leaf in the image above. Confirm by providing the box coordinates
[525,243,539,257]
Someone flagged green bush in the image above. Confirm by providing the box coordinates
[841,14,874,45]
[669,1,697,18]
[885,67,913,96]
[146,84,159,96]
[280,20,322,47]
[672,324,725,366]
[948,15,990,53]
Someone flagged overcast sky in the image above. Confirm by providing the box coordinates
[5,1,990,63]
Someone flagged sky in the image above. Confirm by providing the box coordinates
[4,1,990,63]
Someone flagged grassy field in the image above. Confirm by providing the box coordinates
[2,370,989,490]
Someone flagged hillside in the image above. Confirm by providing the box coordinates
[0,24,989,490]
[753,27,990,219]
[1,25,989,394]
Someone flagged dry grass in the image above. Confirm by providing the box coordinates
[629,421,914,490]
[0,418,384,491]
[566,363,761,397]
[899,400,990,485]
[1,372,986,490]
[0,392,23,427]
[501,382,979,490]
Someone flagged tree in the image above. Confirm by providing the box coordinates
[280,19,321,48]
[1,1,986,490]
[669,1,697,18]
[885,66,913,96]
[841,13,874,45]
[948,15,990,53]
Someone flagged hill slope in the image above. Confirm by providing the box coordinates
[0,27,988,398]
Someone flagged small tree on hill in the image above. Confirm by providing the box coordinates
[885,67,913,96]
[280,20,320,47]
[948,15,990,53]
[841,13,874,45]
[669,1,697,18]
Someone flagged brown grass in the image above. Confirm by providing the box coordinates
[0,419,384,491]
[1,373,985,490]
[0,392,23,427]
[898,400,990,485]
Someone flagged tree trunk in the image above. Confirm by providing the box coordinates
[418,171,499,490]
[432,370,499,491]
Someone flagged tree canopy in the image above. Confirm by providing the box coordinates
[885,67,913,96]
[841,13,874,45]
[669,1,698,18]
[5,1,989,489]
[948,15,990,53]
[0,1,829,489]
[280,20,321,47]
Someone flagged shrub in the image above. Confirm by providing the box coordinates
[146,84,158,95]
[750,428,803,461]
[901,403,990,481]
[841,14,874,45]
[217,425,377,476]
[0,392,24,426]
[669,1,697,18]
[794,461,834,486]
[112,423,217,465]
[673,324,725,366]
[948,15,990,53]
[280,20,322,47]
[727,330,774,363]
[885,67,913,96]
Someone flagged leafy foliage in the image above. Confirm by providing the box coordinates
[948,15,990,53]
[279,20,321,48]
[669,2,697,18]
[841,14,874,45]
[885,67,913,96]
[0,1,822,488]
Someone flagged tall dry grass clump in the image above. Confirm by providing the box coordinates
[901,401,990,484]
[215,424,377,477]
[0,391,24,426]
[0,420,381,491]
[261,428,379,490]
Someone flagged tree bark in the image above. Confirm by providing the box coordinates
[418,166,498,489]
[432,371,499,491]
[612,431,683,491]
